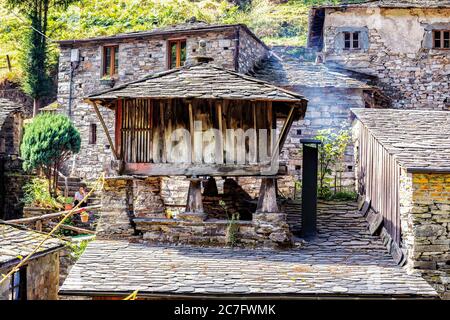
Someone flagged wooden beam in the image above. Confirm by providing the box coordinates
[269,105,296,165]
[123,163,288,177]
[88,100,119,160]
[48,222,96,235]
[5,205,102,224]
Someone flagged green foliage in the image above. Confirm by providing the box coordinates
[23,177,65,209]
[226,212,240,247]
[66,239,90,259]
[314,128,351,199]
[4,0,79,102]
[0,0,348,82]
[21,113,80,196]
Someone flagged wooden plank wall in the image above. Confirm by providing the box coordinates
[118,98,275,166]
[358,121,401,244]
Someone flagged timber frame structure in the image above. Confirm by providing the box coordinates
[86,56,307,246]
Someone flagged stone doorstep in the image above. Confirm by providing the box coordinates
[134,217,253,229]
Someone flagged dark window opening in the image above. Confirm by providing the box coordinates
[9,267,27,300]
[168,39,187,69]
[102,45,119,77]
[344,32,361,50]
[89,123,97,145]
[433,30,450,49]
[296,129,302,135]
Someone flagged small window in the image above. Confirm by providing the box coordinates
[102,45,119,77]
[89,123,97,145]
[433,30,450,49]
[344,32,361,50]
[168,39,187,69]
[9,267,27,300]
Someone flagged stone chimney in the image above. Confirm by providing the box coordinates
[193,40,214,64]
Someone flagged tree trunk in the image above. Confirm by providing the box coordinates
[33,98,40,117]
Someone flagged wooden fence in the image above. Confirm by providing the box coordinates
[357,121,401,245]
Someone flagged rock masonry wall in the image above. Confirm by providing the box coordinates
[400,171,450,299]
[0,252,60,300]
[323,8,450,110]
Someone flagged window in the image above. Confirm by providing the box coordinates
[102,45,119,77]
[168,39,187,69]
[344,32,360,50]
[9,267,27,300]
[433,30,450,49]
[89,123,97,145]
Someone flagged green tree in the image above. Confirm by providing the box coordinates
[315,128,351,198]
[4,0,78,115]
[21,113,81,197]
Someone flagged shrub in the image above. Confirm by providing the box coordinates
[23,177,68,209]
[21,113,81,197]
[314,128,351,199]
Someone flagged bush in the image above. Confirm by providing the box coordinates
[21,113,81,197]
[23,177,68,209]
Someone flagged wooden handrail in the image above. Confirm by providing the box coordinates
[4,205,102,224]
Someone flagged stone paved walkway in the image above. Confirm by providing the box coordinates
[60,201,438,298]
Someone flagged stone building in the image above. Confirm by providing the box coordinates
[0,98,29,220]
[308,0,450,110]
[57,22,269,180]
[0,223,65,300]
[352,108,450,299]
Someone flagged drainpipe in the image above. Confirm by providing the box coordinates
[68,48,80,119]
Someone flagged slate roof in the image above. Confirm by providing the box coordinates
[58,22,267,49]
[60,202,437,298]
[0,224,65,269]
[251,52,373,89]
[352,108,450,172]
[317,0,450,8]
[0,98,23,130]
[87,63,306,103]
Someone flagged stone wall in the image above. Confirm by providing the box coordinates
[238,28,269,74]
[322,7,450,110]
[137,211,291,248]
[0,251,60,300]
[58,27,268,179]
[400,171,450,299]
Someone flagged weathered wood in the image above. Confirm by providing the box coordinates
[216,101,224,164]
[89,100,118,159]
[124,163,286,176]
[35,220,42,232]
[48,222,96,235]
[270,105,295,164]
[256,178,279,213]
[6,205,102,224]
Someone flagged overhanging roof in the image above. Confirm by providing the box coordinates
[0,223,65,269]
[86,63,307,104]
[352,108,450,173]
[315,0,450,9]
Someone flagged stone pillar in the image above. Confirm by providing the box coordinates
[97,178,135,239]
[133,177,165,218]
[178,177,206,222]
[253,177,292,247]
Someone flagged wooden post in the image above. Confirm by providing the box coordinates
[256,178,279,213]
[6,55,11,72]
[216,101,224,164]
[35,219,42,232]
[88,99,119,160]
[179,177,206,221]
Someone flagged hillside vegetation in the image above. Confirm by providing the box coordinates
[0,0,354,81]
